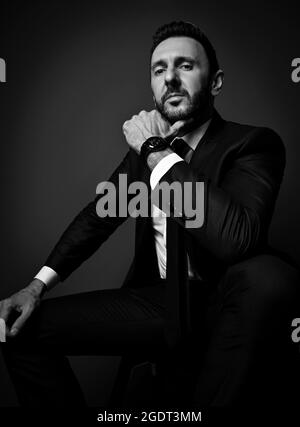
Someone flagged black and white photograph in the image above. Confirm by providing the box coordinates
[1,0,300,424]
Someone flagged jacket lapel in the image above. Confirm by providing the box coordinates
[165,109,227,348]
[189,109,226,169]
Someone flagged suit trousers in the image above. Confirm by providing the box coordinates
[1,254,300,408]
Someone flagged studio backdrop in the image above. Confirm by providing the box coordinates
[0,0,299,406]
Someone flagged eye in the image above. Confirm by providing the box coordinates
[153,68,165,76]
[181,63,193,70]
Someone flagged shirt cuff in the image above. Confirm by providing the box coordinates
[150,153,183,190]
[34,266,60,289]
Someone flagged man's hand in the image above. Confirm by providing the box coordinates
[0,279,46,338]
[122,109,188,154]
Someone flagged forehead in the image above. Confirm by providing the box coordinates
[151,36,208,64]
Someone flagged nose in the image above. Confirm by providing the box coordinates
[164,66,180,86]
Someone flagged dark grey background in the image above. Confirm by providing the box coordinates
[0,0,299,406]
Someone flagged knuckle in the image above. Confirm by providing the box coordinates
[25,302,34,312]
[4,299,11,309]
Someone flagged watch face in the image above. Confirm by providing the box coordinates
[149,137,163,148]
[141,137,167,161]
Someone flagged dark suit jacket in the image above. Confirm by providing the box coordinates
[45,109,286,287]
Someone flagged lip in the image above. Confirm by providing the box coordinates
[166,94,184,101]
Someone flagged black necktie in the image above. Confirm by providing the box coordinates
[170,138,193,160]
[164,137,194,349]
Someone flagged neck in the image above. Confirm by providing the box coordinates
[178,106,214,139]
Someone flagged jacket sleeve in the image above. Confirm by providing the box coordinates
[156,127,286,264]
[44,150,133,281]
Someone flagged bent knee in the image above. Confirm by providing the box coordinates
[223,254,300,306]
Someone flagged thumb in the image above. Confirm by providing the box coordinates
[166,120,186,138]
[165,118,194,140]
[9,306,32,337]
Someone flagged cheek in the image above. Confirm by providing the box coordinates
[151,79,163,96]
[151,82,164,101]
[185,78,202,95]
[182,72,204,93]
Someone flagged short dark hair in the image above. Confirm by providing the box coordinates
[150,20,220,76]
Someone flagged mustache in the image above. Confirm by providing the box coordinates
[162,90,189,103]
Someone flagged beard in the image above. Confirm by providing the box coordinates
[154,85,211,126]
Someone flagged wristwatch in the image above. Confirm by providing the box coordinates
[140,136,169,162]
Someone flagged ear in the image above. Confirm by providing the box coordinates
[210,69,224,96]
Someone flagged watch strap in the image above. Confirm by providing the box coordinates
[140,136,168,162]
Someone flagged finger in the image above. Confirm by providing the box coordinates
[0,317,6,342]
[152,111,169,135]
[122,121,129,133]
[139,110,148,117]
[169,118,195,137]
[135,113,147,127]
[164,120,186,139]
[0,300,12,323]
[9,305,33,337]
[171,120,187,132]
[133,120,149,139]
[139,111,153,128]
[152,109,163,118]
[156,120,168,137]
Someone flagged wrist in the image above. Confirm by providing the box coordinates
[27,279,48,298]
[146,148,173,171]
[140,136,169,163]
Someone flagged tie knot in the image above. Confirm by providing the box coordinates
[170,138,193,160]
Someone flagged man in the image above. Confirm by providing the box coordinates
[0,21,299,409]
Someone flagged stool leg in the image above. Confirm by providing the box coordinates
[107,356,136,408]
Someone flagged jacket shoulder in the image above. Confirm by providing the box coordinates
[221,119,285,154]
[225,119,282,138]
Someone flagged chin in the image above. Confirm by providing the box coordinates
[164,106,191,123]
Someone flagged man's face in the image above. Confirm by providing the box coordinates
[151,36,212,124]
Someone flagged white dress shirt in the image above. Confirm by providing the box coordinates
[150,118,211,279]
[34,118,211,288]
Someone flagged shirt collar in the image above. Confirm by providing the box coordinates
[180,117,212,151]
